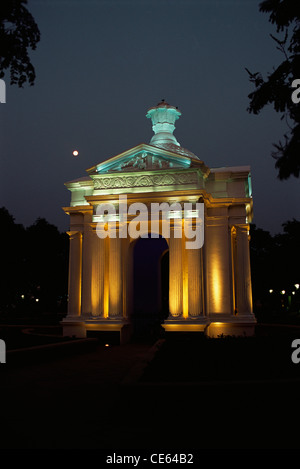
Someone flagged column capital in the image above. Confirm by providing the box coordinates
[235,224,250,233]
[230,225,237,236]
[67,230,82,240]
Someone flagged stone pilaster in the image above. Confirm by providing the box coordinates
[81,220,92,315]
[204,210,232,316]
[67,231,82,317]
[236,225,253,315]
[182,232,189,318]
[169,221,183,318]
[187,246,202,317]
[230,226,237,315]
[91,231,105,316]
[122,236,131,319]
[109,233,123,317]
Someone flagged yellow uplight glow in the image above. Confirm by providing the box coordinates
[211,257,223,312]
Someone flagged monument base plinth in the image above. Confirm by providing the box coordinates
[61,317,132,344]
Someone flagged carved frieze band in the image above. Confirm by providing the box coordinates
[93,171,198,190]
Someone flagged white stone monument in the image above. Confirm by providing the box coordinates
[62,101,256,341]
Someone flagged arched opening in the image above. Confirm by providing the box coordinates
[132,234,169,339]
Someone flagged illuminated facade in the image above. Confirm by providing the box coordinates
[62,101,256,341]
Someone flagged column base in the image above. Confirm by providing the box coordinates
[206,314,257,338]
[61,317,132,344]
[162,317,209,333]
[161,314,256,337]
[61,317,87,338]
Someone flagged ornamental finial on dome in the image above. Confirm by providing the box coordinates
[146,100,181,147]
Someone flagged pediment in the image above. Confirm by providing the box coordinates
[86,143,209,177]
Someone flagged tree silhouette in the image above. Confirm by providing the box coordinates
[0,208,68,317]
[25,218,69,313]
[246,0,300,180]
[250,219,300,321]
[0,0,40,87]
[0,207,26,311]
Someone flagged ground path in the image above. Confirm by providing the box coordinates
[1,327,300,449]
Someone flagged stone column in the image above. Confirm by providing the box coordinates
[236,225,253,315]
[187,246,202,317]
[103,237,110,318]
[91,231,105,316]
[109,233,123,318]
[169,221,183,318]
[230,226,237,315]
[67,231,82,317]
[182,232,189,318]
[81,221,93,316]
[122,237,131,319]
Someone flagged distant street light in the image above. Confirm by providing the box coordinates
[281,290,286,295]
[295,284,300,290]
[73,150,79,157]
[269,289,273,293]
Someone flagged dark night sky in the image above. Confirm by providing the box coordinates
[0,0,299,234]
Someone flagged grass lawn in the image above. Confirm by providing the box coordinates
[140,325,300,383]
[0,325,73,350]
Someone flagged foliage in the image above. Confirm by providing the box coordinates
[250,219,300,321]
[246,0,300,179]
[0,207,68,316]
[0,0,40,87]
